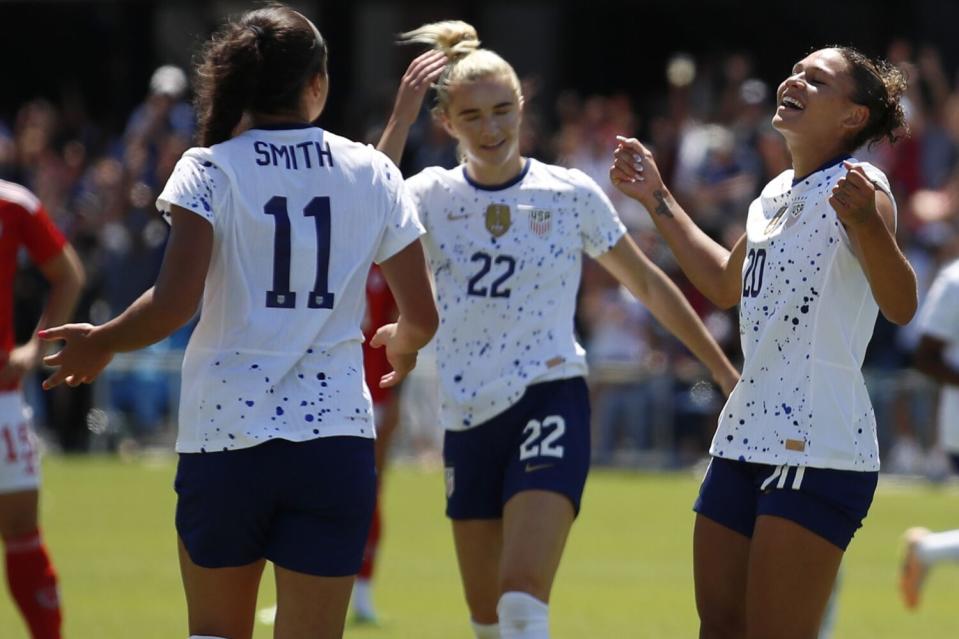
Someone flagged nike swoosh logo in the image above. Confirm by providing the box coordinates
[525,462,554,472]
[447,213,470,221]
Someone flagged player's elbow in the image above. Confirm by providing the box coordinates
[882,291,918,326]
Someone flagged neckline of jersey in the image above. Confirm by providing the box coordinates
[791,154,851,187]
[462,158,531,191]
[248,122,319,131]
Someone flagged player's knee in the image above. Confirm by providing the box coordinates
[497,591,548,638]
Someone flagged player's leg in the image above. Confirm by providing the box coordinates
[273,567,354,639]
[0,394,61,639]
[693,515,750,639]
[445,407,514,635]
[496,490,574,639]
[691,457,764,638]
[178,538,265,639]
[453,519,504,626]
[745,515,842,639]
[1,489,62,639]
[267,436,377,638]
[900,526,959,608]
[746,466,876,639]
[494,378,592,639]
[353,395,400,622]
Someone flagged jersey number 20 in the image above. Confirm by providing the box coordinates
[263,195,334,309]
[742,248,767,298]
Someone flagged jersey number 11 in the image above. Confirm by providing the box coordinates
[263,195,334,310]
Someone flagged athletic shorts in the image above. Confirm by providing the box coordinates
[950,453,959,475]
[443,377,591,519]
[175,435,375,576]
[693,456,878,550]
[0,391,40,494]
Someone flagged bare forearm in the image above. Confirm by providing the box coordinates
[848,220,918,325]
[377,117,413,167]
[639,267,738,383]
[93,287,195,353]
[635,188,738,307]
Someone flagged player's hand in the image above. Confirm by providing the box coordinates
[370,322,418,388]
[829,161,880,228]
[38,323,114,390]
[609,136,667,204]
[390,50,448,127]
[0,341,42,385]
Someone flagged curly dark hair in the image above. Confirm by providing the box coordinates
[194,3,328,147]
[832,45,909,152]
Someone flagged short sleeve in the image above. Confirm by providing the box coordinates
[918,265,959,343]
[156,149,226,226]
[572,169,627,258]
[18,201,66,265]
[859,162,898,231]
[372,155,426,264]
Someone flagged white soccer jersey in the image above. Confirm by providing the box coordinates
[156,124,424,453]
[712,158,895,471]
[405,159,626,430]
[917,259,959,453]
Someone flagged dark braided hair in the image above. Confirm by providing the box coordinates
[194,3,328,147]
[833,46,908,152]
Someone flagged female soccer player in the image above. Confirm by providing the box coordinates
[611,47,918,638]
[40,5,437,639]
[0,179,84,639]
[378,21,739,639]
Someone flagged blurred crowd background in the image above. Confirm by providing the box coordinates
[7,1,959,474]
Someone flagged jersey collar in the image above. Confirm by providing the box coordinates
[791,154,851,187]
[463,158,531,192]
[248,122,319,131]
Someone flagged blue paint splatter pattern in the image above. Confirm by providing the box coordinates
[713,159,895,471]
[155,128,425,452]
[405,160,626,430]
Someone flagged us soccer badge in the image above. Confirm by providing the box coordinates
[485,203,511,237]
[528,209,551,237]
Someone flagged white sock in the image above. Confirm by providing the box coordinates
[497,591,549,639]
[352,578,375,617]
[471,619,501,638]
[917,530,959,565]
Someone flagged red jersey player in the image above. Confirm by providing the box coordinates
[0,180,84,639]
[353,264,401,622]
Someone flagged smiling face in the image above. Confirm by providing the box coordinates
[772,48,869,154]
[441,74,523,173]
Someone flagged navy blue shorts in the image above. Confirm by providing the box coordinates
[693,456,878,550]
[175,436,376,576]
[443,377,591,519]
[950,453,959,475]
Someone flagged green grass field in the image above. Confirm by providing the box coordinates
[1,455,957,638]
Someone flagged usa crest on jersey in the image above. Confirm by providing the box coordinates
[528,208,552,237]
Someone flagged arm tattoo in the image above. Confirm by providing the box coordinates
[653,190,673,218]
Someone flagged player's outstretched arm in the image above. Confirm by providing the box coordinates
[596,234,740,396]
[376,50,447,166]
[610,136,745,309]
[0,245,85,385]
[40,206,212,389]
[831,161,917,325]
[371,239,439,388]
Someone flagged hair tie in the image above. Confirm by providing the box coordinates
[248,24,264,39]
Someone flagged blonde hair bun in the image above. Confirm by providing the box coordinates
[400,20,480,60]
